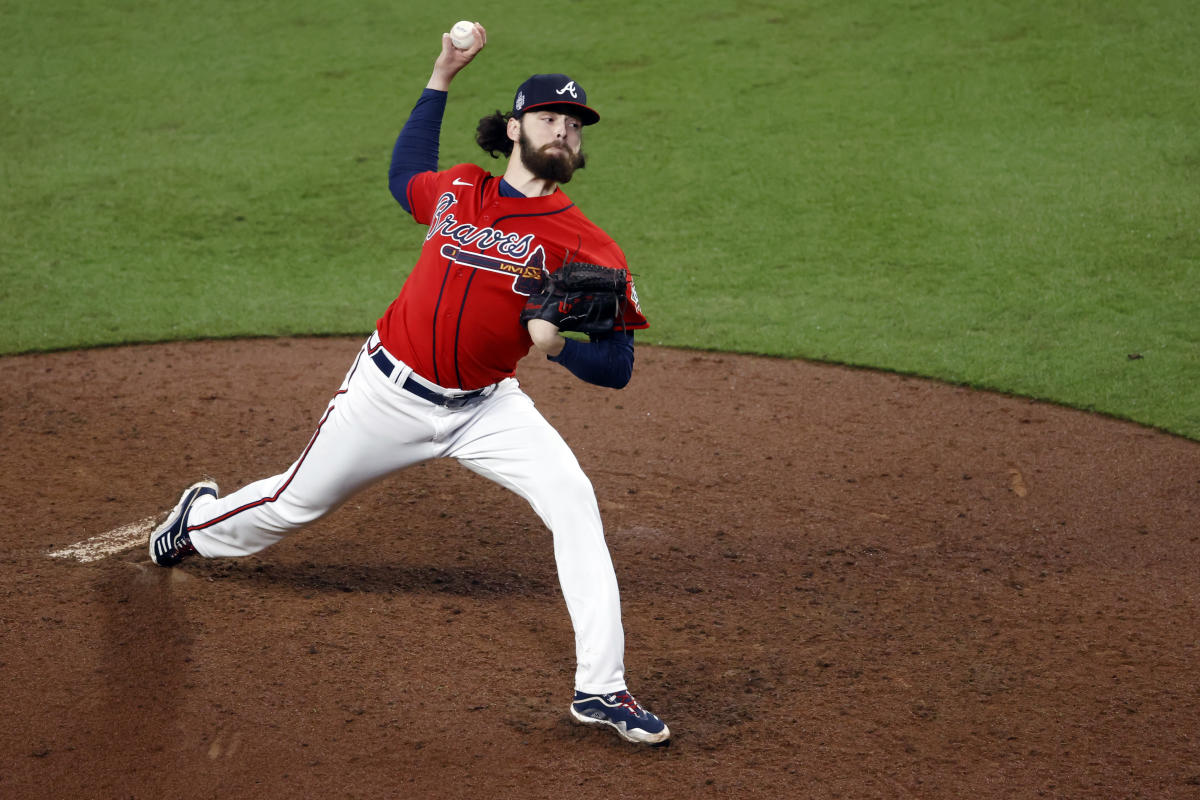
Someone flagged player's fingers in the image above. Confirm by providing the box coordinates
[445,25,484,60]
[458,23,485,57]
[436,32,475,70]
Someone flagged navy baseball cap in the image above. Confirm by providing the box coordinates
[512,74,600,125]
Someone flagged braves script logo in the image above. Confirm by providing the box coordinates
[429,193,543,294]
[427,192,533,258]
[555,81,579,99]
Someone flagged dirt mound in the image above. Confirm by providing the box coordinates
[3,338,1198,798]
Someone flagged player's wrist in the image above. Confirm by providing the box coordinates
[541,336,567,358]
[426,69,454,92]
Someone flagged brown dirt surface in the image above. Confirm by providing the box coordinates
[3,337,1199,799]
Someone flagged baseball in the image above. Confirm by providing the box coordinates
[450,20,476,50]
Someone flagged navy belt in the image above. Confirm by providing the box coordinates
[370,349,488,410]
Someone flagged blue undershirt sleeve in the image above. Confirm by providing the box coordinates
[547,331,636,389]
[388,89,448,213]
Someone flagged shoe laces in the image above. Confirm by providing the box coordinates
[610,691,644,717]
[173,528,195,552]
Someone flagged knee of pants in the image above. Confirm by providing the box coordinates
[544,465,598,507]
[258,492,334,532]
[534,472,605,536]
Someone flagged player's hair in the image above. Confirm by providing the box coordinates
[476,111,515,158]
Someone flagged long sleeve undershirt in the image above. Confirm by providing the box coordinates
[388,88,636,389]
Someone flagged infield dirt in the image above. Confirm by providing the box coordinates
[3,338,1198,798]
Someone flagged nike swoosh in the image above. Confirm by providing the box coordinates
[453,178,473,187]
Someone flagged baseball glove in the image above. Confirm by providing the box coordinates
[520,260,628,334]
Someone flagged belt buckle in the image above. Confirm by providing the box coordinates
[444,392,478,410]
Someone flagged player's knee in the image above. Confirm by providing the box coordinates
[547,467,598,507]
[545,457,590,488]
[264,495,329,530]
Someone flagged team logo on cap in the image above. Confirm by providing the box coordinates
[515,91,526,111]
[555,81,579,99]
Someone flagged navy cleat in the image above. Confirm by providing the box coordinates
[569,689,670,745]
[148,480,217,567]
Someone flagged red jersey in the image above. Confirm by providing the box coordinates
[376,163,648,390]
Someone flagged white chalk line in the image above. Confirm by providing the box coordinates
[48,515,159,563]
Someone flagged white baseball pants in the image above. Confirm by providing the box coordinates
[186,333,627,694]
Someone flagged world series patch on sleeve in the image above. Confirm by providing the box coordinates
[520,259,628,335]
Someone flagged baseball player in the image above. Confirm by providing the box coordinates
[148,24,670,746]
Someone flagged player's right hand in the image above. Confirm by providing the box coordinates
[427,23,487,92]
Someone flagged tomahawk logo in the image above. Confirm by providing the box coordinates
[440,243,546,296]
[555,81,579,99]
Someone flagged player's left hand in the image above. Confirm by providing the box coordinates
[521,260,628,336]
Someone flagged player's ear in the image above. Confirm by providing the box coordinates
[507,115,522,144]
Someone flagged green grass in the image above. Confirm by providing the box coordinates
[2,0,1198,438]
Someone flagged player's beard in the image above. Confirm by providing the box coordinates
[518,131,587,185]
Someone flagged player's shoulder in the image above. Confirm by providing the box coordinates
[557,196,618,246]
[408,164,498,223]
[417,163,495,194]
[559,202,626,265]
[441,163,492,185]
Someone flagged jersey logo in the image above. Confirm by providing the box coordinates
[452,178,473,187]
[441,243,545,295]
[555,81,579,99]
[427,192,534,259]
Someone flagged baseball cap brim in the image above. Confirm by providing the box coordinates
[518,100,600,126]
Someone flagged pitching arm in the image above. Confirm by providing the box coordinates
[388,90,445,213]
[388,24,488,213]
